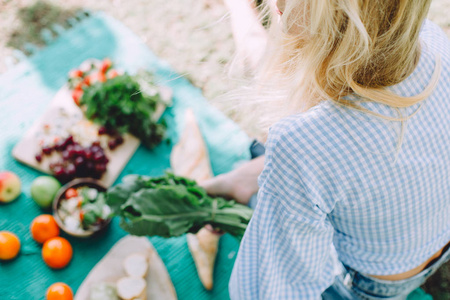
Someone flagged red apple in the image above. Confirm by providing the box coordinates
[0,172,21,203]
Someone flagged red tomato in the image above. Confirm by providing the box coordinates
[97,72,107,83]
[79,210,84,221]
[72,90,83,106]
[65,188,78,199]
[69,69,83,78]
[82,75,91,87]
[74,82,83,91]
[100,58,112,74]
[108,69,119,79]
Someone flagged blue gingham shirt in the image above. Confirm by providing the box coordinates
[229,20,450,299]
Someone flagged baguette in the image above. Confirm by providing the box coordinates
[170,108,220,290]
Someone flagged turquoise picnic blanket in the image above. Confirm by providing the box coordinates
[0,12,433,300]
[0,12,251,300]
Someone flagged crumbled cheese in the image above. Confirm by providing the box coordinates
[86,188,98,201]
[64,215,82,232]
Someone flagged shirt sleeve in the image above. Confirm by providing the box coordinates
[229,122,336,300]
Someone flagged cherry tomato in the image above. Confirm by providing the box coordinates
[79,210,84,221]
[97,72,107,83]
[74,82,83,91]
[72,90,83,106]
[82,75,91,87]
[68,69,83,78]
[65,188,78,199]
[108,69,119,79]
[100,58,112,74]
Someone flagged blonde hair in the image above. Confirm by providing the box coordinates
[224,0,441,139]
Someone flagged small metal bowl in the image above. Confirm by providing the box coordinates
[53,178,111,238]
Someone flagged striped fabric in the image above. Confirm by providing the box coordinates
[229,20,450,299]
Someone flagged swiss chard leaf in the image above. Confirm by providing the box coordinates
[107,173,253,238]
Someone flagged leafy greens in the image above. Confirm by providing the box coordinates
[107,173,253,238]
[80,71,168,149]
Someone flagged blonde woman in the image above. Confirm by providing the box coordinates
[202,0,450,299]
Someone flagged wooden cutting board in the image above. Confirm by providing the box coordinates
[12,83,168,187]
[75,236,177,300]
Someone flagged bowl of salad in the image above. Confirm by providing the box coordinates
[53,178,111,237]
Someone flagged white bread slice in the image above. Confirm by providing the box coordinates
[123,253,148,278]
[170,108,220,290]
[116,277,146,300]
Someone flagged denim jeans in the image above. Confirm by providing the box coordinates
[322,242,450,299]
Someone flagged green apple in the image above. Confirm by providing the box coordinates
[0,171,21,203]
[30,176,61,208]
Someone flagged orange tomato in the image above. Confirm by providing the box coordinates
[42,237,73,269]
[64,188,78,199]
[46,282,73,300]
[0,231,20,260]
[30,215,60,244]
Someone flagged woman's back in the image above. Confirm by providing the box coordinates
[323,20,450,275]
[230,19,450,299]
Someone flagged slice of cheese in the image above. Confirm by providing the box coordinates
[170,108,219,290]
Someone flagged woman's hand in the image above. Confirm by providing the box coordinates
[199,156,265,205]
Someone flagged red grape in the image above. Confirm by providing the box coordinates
[42,146,53,155]
[84,149,93,160]
[53,166,65,177]
[73,144,84,156]
[35,154,43,162]
[55,141,66,151]
[86,161,95,171]
[74,156,85,167]
[48,139,109,181]
[98,127,108,135]
[93,152,105,162]
[108,140,117,150]
[90,145,102,153]
[95,163,106,173]
[66,164,76,176]
[115,136,124,145]
[65,136,74,145]
[62,150,70,160]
